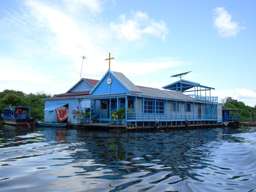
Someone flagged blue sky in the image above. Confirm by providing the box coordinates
[0,0,255,106]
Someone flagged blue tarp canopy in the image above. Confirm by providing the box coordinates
[163,80,214,92]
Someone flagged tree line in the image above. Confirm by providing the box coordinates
[0,90,255,122]
[224,97,256,122]
[0,90,49,120]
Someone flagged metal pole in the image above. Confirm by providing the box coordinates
[80,56,86,78]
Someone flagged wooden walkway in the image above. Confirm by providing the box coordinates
[73,123,126,130]
[72,122,224,131]
[240,121,256,126]
[126,123,224,131]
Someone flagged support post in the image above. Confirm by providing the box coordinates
[193,102,195,121]
[154,99,157,121]
[142,97,144,116]
[116,97,119,111]
[125,96,128,126]
[135,96,137,120]
[109,98,111,123]
[210,89,212,102]
[205,88,207,102]
[135,97,137,127]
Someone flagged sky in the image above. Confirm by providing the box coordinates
[0,0,255,106]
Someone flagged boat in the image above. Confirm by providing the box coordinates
[36,121,67,128]
[1,106,35,128]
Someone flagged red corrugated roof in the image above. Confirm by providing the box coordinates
[84,78,98,86]
[53,91,90,98]
[66,78,99,93]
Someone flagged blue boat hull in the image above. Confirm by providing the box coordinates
[36,121,67,128]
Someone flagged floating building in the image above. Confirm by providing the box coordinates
[44,54,222,128]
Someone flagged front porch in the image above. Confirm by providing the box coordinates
[91,96,135,124]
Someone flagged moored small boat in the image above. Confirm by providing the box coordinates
[36,121,67,128]
[3,120,35,128]
[1,106,35,128]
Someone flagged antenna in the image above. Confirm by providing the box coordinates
[80,56,86,78]
[171,71,191,80]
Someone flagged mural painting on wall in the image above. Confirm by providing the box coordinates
[56,105,68,122]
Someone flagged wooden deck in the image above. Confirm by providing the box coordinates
[73,123,126,130]
[126,123,224,131]
[240,121,256,126]
[71,122,224,131]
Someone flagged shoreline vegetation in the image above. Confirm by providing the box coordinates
[224,97,256,122]
[0,90,49,121]
[0,90,255,123]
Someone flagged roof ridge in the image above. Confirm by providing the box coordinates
[136,85,160,89]
[112,71,141,92]
[137,85,177,91]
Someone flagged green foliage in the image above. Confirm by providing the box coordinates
[73,109,91,120]
[111,108,125,120]
[0,90,49,120]
[83,111,90,118]
[224,97,256,121]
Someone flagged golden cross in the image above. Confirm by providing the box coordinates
[105,52,114,71]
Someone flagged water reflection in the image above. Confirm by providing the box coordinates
[0,126,256,192]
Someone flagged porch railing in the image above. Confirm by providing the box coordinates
[127,112,218,121]
[91,112,218,123]
[187,95,218,103]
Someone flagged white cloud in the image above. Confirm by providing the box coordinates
[213,7,242,38]
[111,57,186,89]
[110,11,168,41]
[24,1,174,79]
[25,0,108,78]
[0,58,56,94]
[0,0,106,94]
[1,0,179,95]
[62,0,102,13]
[215,88,256,107]
[114,57,184,75]
[0,58,45,83]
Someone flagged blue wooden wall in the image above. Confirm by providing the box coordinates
[44,98,90,124]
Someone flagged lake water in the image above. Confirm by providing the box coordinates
[0,126,256,192]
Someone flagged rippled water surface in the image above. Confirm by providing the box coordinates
[0,126,256,192]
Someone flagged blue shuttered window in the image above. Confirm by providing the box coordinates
[144,99,154,113]
[144,99,164,114]
[156,100,164,114]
